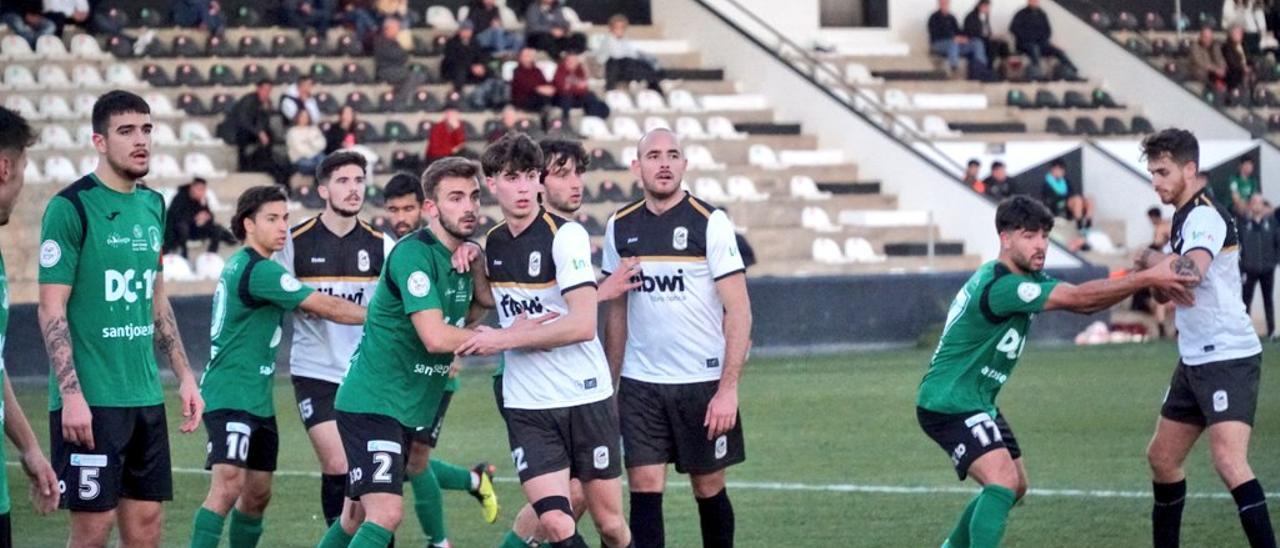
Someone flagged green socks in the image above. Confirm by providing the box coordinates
[430,458,476,492]
[229,508,265,548]
[191,506,226,548]
[943,496,981,548]
[410,465,449,545]
[349,522,394,548]
[318,520,355,548]
[500,530,532,548]
[968,484,1017,548]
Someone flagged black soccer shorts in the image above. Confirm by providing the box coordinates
[336,411,416,499]
[203,409,279,472]
[505,397,622,483]
[51,404,173,511]
[618,378,746,475]
[412,391,453,448]
[917,407,1022,481]
[292,376,339,430]
[1161,354,1261,427]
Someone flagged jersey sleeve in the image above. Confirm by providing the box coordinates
[38,196,83,285]
[600,215,619,275]
[1181,205,1228,258]
[706,209,746,280]
[248,258,314,311]
[552,222,597,294]
[985,273,1059,317]
[392,244,444,315]
[272,231,296,274]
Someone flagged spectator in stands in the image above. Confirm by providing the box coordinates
[172,0,225,37]
[325,104,360,153]
[1041,158,1094,231]
[280,75,322,125]
[2,0,55,48]
[337,0,378,44]
[1231,156,1261,214]
[963,158,984,193]
[984,161,1014,199]
[1147,206,1172,249]
[928,0,987,79]
[287,110,327,176]
[597,14,663,92]
[553,51,609,123]
[1223,25,1255,93]
[488,105,522,142]
[231,79,290,186]
[282,0,336,36]
[425,104,468,164]
[1239,193,1280,340]
[375,0,409,25]
[525,0,585,58]
[1190,27,1228,89]
[441,21,493,90]
[511,47,556,113]
[163,178,236,260]
[1010,0,1076,74]
[1223,0,1271,55]
[963,0,1008,69]
[467,0,522,55]
[373,17,425,97]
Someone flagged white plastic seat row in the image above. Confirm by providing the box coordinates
[844,63,884,85]
[790,175,832,200]
[699,94,768,111]
[692,177,769,203]
[10,63,141,89]
[837,210,931,227]
[812,237,886,264]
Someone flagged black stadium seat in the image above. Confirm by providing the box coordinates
[272,35,305,57]
[1198,13,1218,31]
[311,62,342,85]
[106,35,134,57]
[103,7,129,29]
[385,121,415,143]
[1074,117,1102,136]
[208,35,236,57]
[411,90,442,112]
[462,120,481,140]
[210,93,236,114]
[355,121,382,143]
[175,63,206,87]
[276,63,301,84]
[172,35,204,57]
[1088,11,1114,30]
[1092,89,1120,108]
[415,120,434,141]
[1102,116,1128,135]
[230,5,264,27]
[303,35,328,56]
[1116,11,1139,31]
[342,63,373,85]
[412,35,436,56]
[379,91,411,113]
[141,36,172,57]
[590,148,625,171]
[140,64,173,86]
[1163,61,1187,81]
[315,92,340,115]
[137,6,165,27]
[1268,114,1280,132]
[346,91,376,113]
[1124,37,1152,57]
[1063,90,1092,109]
[1034,89,1061,109]
[1045,116,1071,134]
[1253,88,1277,108]
[239,36,269,58]
[208,64,239,86]
[391,151,422,173]
[334,35,363,57]
[176,93,209,116]
[1143,12,1168,32]
[242,63,268,84]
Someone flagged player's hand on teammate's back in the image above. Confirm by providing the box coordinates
[452,241,483,273]
[178,377,205,433]
[456,312,559,356]
[599,257,642,301]
[61,392,95,449]
[1142,254,1199,306]
[704,387,738,440]
[20,449,58,514]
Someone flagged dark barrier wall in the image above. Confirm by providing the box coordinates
[99,0,650,25]
[2,266,1109,378]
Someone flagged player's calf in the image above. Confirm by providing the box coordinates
[68,511,117,548]
[202,465,248,515]
[118,498,164,548]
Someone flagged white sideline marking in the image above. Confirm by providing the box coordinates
[12,463,1268,500]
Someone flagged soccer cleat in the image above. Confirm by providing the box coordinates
[471,462,500,524]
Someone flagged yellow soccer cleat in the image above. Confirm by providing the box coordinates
[470,462,500,524]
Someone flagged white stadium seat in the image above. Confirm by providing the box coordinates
[610,117,643,141]
[790,175,832,200]
[537,60,557,82]
[812,237,846,264]
[618,146,638,164]
[184,153,227,178]
[36,35,70,59]
[426,6,459,31]
[79,155,98,175]
[73,94,96,118]
[802,207,841,233]
[883,88,911,110]
[40,95,76,120]
[75,124,94,147]
[181,121,220,145]
[694,177,732,203]
[844,237,886,263]
[72,64,105,88]
[578,116,615,140]
[748,144,782,170]
[667,89,701,113]
[149,153,185,179]
[44,156,79,183]
[643,116,670,133]
[922,115,960,138]
[500,60,516,81]
[605,90,637,113]
[685,145,725,171]
[561,6,591,31]
[699,94,767,111]
[635,89,667,113]
[105,63,140,86]
[4,95,41,120]
[675,116,708,140]
[844,63,882,85]
[151,123,181,147]
[70,34,110,59]
[39,125,77,149]
[4,65,38,89]
[892,114,919,139]
[706,116,745,140]
[727,176,768,202]
[194,252,226,280]
[498,5,520,27]
[38,65,71,88]
[163,254,197,282]
[1,35,37,60]
[145,93,177,117]
[24,160,48,185]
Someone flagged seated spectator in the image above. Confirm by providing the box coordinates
[337,0,378,44]
[984,161,1014,199]
[441,21,493,90]
[163,178,236,260]
[963,0,1009,69]
[287,111,327,176]
[511,47,556,113]
[325,105,360,153]
[1230,156,1260,214]
[426,104,468,164]
[1041,158,1093,231]
[488,105,522,142]
[43,0,130,40]
[172,0,225,37]
[597,14,662,91]
[467,0,522,55]
[928,0,987,79]
[282,0,336,36]
[1223,25,1254,92]
[962,159,983,193]
[373,17,426,97]
[280,75,322,125]
[525,0,586,58]
[1190,27,1228,89]
[1010,0,1075,74]
[231,79,290,186]
[2,0,55,48]
[374,0,408,25]
[554,52,609,122]
[1223,0,1270,55]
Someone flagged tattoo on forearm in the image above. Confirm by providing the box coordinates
[154,306,189,370]
[41,316,79,394]
[1171,255,1203,286]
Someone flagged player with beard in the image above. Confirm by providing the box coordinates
[916,195,1196,548]
[39,90,205,546]
[318,157,508,547]
[382,172,501,547]
[275,151,397,528]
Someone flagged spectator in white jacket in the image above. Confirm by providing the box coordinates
[287,110,328,177]
[595,14,662,92]
[1223,0,1273,54]
[279,76,322,126]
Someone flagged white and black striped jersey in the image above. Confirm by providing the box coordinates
[602,193,745,384]
[485,210,612,410]
[1167,190,1261,365]
[274,215,396,383]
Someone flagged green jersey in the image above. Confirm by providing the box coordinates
[39,174,166,410]
[201,248,314,417]
[336,229,473,428]
[917,261,1059,416]
[0,250,11,513]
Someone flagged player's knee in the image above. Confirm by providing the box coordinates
[533,495,576,541]
[320,453,349,476]
[1210,450,1253,485]
[690,472,726,499]
[591,512,628,544]
[241,486,272,515]
[626,467,665,493]
[1014,477,1029,501]
[365,505,403,532]
[1146,443,1182,475]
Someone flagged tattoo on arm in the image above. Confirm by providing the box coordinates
[1172,255,1203,286]
[154,305,190,371]
[41,316,79,395]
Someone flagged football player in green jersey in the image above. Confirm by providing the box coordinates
[190,186,368,548]
[0,107,61,546]
[38,90,204,547]
[916,196,1196,548]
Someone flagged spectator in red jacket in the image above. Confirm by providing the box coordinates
[425,103,467,163]
[510,47,555,113]
[553,52,606,122]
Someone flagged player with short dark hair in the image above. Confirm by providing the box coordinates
[190,186,367,548]
[602,129,752,548]
[39,89,205,546]
[916,194,1196,548]
[1135,128,1275,548]
[317,157,493,547]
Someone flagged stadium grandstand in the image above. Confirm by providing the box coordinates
[0,0,1275,546]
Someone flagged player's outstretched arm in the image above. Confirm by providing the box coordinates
[456,287,593,356]
[3,371,58,514]
[706,272,752,440]
[1046,254,1197,314]
[411,309,479,354]
[297,292,367,325]
[153,277,204,433]
[38,283,95,449]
